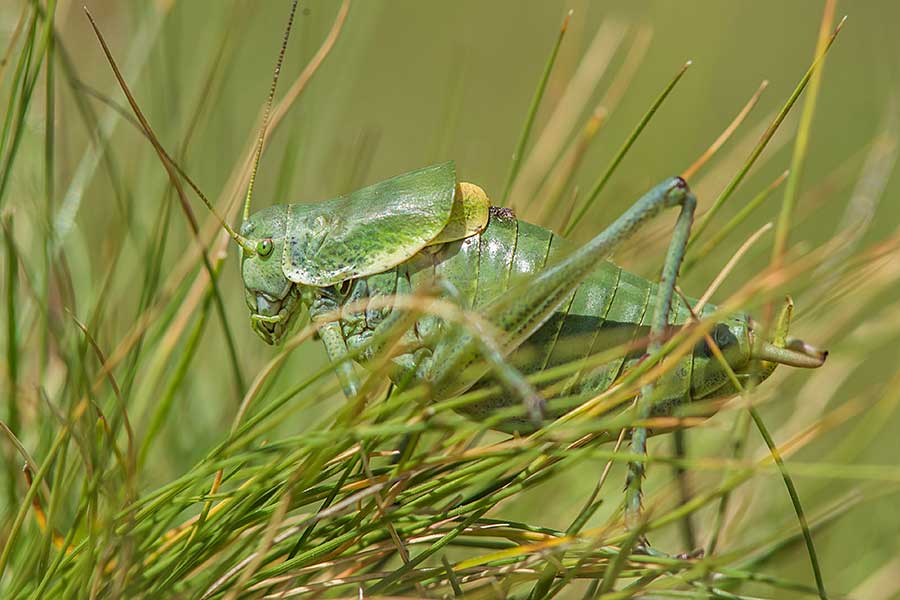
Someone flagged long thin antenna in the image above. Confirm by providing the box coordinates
[243,0,299,222]
[83,7,256,254]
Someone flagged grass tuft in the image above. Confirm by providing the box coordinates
[1,3,897,599]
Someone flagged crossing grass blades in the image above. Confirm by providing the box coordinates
[6,1,881,599]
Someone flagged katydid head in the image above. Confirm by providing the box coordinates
[235,0,301,345]
[238,161,472,345]
[239,205,308,345]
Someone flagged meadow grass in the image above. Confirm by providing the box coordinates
[2,1,899,598]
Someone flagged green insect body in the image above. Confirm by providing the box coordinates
[239,162,825,431]
[84,0,831,570]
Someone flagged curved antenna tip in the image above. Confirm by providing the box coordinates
[243,0,300,222]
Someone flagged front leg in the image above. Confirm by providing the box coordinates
[310,293,362,399]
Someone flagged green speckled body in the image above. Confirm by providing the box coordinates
[238,162,803,433]
[340,209,752,431]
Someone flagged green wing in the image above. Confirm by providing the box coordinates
[282,162,458,287]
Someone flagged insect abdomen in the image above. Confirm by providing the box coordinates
[420,209,752,428]
[348,207,751,429]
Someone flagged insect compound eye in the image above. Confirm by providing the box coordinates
[256,238,274,257]
[714,323,735,349]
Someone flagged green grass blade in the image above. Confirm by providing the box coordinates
[0,428,68,582]
[564,60,691,236]
[688,16,846,246]
[2,216,20,514]
[41,0,57,384]
[683,169,788,272]
[501,10,572,206]
[748,406,829,600]
[771,1,838,264]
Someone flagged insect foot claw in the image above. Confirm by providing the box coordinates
[633,537,657,557]
[527,393,546,426]
[634,541,703,562]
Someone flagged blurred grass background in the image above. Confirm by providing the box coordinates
[2,0,900,597]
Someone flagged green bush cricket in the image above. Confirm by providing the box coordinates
[88,0,828,555]
[239,163,826,420]
[229,2,828,543]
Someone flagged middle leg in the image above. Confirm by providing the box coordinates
[429,177,697,437]
[624,188,696,534]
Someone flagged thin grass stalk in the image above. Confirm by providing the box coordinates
[564,60,691,236]
[684,169,788,273]
[539,28,653,230]
[85,8,247,403]
[688,17,846,246]
[0,11,39,207]
[771,0,837,265]
[747,407,828,599]
[0,4,29,84]
[501,10,572,206]
[671,429,697,552]
[692,304,828,600]
[137,271,219,466]
[0,428,69,582]
[2,215,20,514]
[53,45,136,230]
[41,0,57,384]
[514,19,627,215]
[53,3,170,246]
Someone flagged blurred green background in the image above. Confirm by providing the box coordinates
[3,0,900,597]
